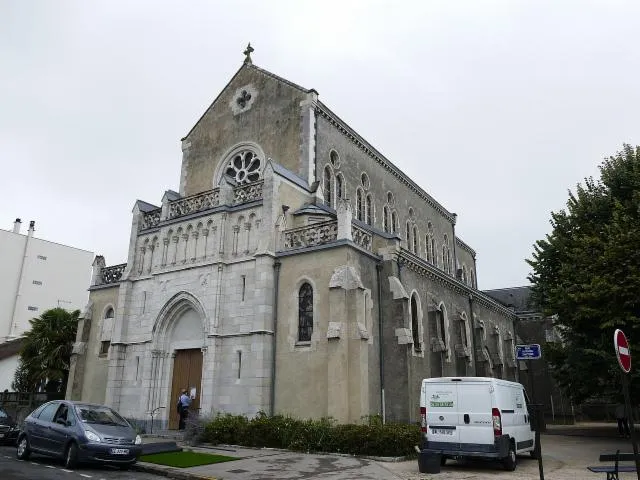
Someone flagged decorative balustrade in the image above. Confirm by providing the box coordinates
[233,180,263,205]
[141,208,161,230]
[101,263,127,284]
[168,189,220,219]
[283,221,338,250]
[351,224,373,251]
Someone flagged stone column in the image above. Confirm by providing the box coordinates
[299,89,319,184]
[191,231,199,262]
[66,301,93,400]
[91,256,106,286]
[337,199,353,241]
[161,238,169,267]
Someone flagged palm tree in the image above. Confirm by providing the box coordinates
[12,308,80,393]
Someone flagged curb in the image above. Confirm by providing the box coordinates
[132,461,217,480]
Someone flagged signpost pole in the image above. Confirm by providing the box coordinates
[529,359,544,480]
[622,371,640,480]
[614,329,640,480]
[517,344,544,480]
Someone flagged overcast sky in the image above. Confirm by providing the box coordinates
[1,0,639,290]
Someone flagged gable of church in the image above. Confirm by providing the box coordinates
[180,64,312,197]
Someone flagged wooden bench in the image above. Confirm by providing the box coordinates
[587,450,637,480]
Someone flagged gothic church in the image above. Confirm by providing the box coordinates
[67,48,518,429]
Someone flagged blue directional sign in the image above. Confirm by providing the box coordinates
[515,344,542,360]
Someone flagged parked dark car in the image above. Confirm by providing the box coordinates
[0,406,19,445]
[16,400,142,469]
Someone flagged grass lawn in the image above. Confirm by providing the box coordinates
[140,451,239,468]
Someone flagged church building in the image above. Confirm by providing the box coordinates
[66,47,518,430]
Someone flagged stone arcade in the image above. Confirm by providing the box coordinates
[66,48,518,430]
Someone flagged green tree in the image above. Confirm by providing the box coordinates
[12,308,80,393]
[527,145,640,404]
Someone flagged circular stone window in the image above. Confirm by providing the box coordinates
[225,150,262,184]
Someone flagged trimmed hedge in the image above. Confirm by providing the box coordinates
[201,412,420,457]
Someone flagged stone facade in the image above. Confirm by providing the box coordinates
[67,52,518,428]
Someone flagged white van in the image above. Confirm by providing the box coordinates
[419,377,536,471]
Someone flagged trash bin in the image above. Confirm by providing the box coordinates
[418,450,441,474]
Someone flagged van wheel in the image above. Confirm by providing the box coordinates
[503,444,517,471]
[64,442,78,469]
[440,455,447,466]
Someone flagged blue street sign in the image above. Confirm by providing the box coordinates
[515,344,542,360]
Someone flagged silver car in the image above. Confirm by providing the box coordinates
[16,400,143,469]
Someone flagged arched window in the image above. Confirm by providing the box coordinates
[438,309,446,345]
[462,265,468,284]
[442,235,451,274]
[100,307,115,356]
[411,294,421,351]
[365,194,373,225]
[323,166,333,208]
[406,222,411,248]
[383,206,390,232]
[336,174,344,201]
[391,211,398,233]
[412,226,418,254]
[298,283,314,342]
[356,189,364,221]
[470,270,475,289]
[460,314,469,349]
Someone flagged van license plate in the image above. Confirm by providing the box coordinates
[110,448,129,455]
[431,428,454,435]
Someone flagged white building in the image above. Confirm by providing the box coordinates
[0,219,93,358]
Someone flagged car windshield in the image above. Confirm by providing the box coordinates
[74,405,129,427]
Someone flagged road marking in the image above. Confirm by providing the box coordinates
[61,468,73,472]
[79,474,92,478]
[31,462,39,465]
[4,455,11,459]
[46,465,56,469]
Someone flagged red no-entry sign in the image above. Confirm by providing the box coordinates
[615,329,632,374]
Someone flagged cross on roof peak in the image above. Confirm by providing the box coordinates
[243,43,254,65]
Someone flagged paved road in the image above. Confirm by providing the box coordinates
[0,446,159,480]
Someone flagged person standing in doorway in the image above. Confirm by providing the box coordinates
[616,402,630,438]
[178,389,191,430]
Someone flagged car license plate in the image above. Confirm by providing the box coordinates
[110,448,129,455]
[432,428,454,435]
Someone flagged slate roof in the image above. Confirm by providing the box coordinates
[482,286,536,314]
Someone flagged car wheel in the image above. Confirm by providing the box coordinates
[503,443,517,471]
[16,435,30,460]
[64,442,78,469]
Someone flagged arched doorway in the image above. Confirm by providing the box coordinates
[152,292,207,430]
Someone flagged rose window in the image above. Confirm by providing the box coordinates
[225,150,262,184]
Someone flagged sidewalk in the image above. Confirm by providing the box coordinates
[546,421,638,438]
[133,423,640,480]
